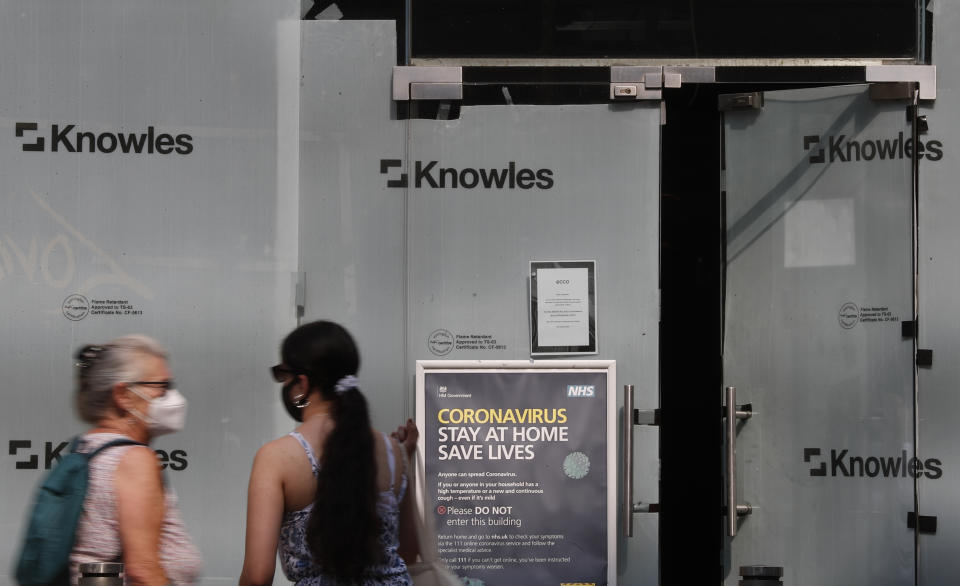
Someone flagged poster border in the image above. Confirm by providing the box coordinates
[415,359,617,586]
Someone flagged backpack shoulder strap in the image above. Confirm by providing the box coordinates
[86,438,146,459]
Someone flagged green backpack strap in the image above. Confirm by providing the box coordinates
[86,437,146,458]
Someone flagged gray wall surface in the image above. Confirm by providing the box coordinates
[298,21,408,434]
[918,2,960,582]
[0,2,301,584]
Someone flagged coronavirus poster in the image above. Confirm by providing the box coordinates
[416,360,616,586]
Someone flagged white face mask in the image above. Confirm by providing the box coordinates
[128,387,188,436]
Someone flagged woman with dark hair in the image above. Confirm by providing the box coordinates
[239,320,418,586]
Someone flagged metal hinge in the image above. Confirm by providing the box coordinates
[634,409,660,426]
[868,82,915,101]
[294,271,306,318]
[901,320,917,338]
[907,512,938,534]
[718,92,764,112]
[393,66,463,101]
[610,66,663,101]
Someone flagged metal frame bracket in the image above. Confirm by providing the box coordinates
[610,66,663,101]
[664,66,716,87]
[659,64,935,101]
[866,65,936,100]
[393,66,463,101]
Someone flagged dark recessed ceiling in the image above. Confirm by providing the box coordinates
[401,0,918,60]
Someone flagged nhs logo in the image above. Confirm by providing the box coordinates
[567,385,596,398]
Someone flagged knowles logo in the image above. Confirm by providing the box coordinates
[380,159,554,190]
[804,447,942,479]
[16,122,193,155]
[803,132,942,164]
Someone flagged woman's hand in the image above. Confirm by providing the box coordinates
[391,418,419,458]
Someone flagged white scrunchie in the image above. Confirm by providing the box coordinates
[334,375,358,394]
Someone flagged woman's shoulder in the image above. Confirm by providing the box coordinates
[253,432,317,472]
[255,433,299,459]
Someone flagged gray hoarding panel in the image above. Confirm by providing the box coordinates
[918,5,959,583]
[0,2,300,584]
[298,20,408,434]
[406,104,660,584]
[723,85,915,585]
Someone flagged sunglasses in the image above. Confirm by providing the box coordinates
[128,380,176,389]
[127,380,176,396]
[271,364,299,383]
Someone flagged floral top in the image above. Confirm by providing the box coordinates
[279,431,412,586]
[69,433,202,585]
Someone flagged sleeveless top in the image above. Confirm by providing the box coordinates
[279,431,413,586]
[69,432,202,585]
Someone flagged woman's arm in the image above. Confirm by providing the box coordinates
[396,439,420,565]
[239,443,286,586]
[115,446,169,586]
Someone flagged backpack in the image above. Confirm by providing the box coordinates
[15,436,144,586]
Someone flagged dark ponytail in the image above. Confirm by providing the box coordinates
[281,321,379,581]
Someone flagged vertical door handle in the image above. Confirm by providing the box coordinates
[623,384,659,538]
[725,386,753,537]
[623,384,634,538]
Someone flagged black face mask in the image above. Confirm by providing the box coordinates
[280,381,303,422]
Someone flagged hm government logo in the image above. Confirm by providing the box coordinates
[566,384,595,398]
[16,122,193,155]
[803,132,942,164]
[435,384,471,400]
[380,159,554,190]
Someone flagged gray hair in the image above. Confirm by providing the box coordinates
[75,334,169,423]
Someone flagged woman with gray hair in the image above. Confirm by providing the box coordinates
[70,334,201,586]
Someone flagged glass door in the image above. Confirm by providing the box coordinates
[405,100,662,585]
[722,85,918,584]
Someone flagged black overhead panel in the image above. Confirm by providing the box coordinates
[410,0,919,60]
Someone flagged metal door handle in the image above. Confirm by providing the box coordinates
[725,385,753,537]
[623,384,659,538]
[623,384,634,538]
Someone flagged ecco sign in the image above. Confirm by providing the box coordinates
[805,447,942,479]
[380,159,554,190]
[803,132,942,164]
[16,122,194,155]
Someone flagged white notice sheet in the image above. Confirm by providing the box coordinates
[536,266,590,347]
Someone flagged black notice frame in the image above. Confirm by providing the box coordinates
[530,260,597,355]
